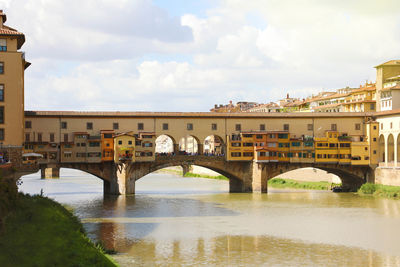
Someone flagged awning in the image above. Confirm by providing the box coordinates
[22,153,44,158]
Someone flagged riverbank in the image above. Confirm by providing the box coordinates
[156,168,228,180]
[268,178,339,190]
[0,193,117,266]
[358,183,400,200]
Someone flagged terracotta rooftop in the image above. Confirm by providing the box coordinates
[0,24,25,49]
[25,110,373,118]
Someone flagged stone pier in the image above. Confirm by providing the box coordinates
[40,166,60,179]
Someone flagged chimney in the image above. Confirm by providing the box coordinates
[229,100,232,105]
[287,93,289,99]
[0,10,6,28]
[214,104,217,109]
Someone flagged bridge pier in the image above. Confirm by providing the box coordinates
[181,164,192,176]
[40,166,60,179]
[251,162,268,193]
[197,144,203,155]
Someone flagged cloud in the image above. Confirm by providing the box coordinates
[4,0,400,112]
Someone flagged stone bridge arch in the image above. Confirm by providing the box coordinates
[260,162,372,191]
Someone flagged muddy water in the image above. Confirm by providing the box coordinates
[19,170,400,266]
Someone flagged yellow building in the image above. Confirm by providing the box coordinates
[101,130,114,162]
[114,133,135,163]
[315,131,339,163]
[135,132,156,162]
[342,83,376,112]
[0,10,30,146]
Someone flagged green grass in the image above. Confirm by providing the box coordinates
[0,193,118,267]
[358,183,400,199]
[183,172,228,180]
[268,178,340,191]
[156,168,229,180]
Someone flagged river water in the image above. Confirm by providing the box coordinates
[19,169,400,266]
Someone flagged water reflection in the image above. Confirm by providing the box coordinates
[110,235,400,267]
[19,170,400,267]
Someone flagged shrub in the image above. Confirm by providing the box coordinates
[358,183,378,194]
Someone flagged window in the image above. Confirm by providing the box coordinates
[355,123,361,130]
[283,124,289,131]
[331,124,337,131]
[135,140,141,146]
[381,123,383,130]
[143,142,153,147]
[50,133,55,142]
[307,124,313,131]
[0,84,3,101]
[212,123,217,130]
[128,140,132,145]
[231,142,241,147]
[390,122,393,129]
[373,137,376,142]
[370,104,375,110]
[365,147,368,151]
[0,106,3,124]
[64,134,68,142]
[0,39,6,51]
[260,124,265,131]
[87,122,93,130]
[113,123,119,130]
[278,133,288,139]
[61,121,67,129]
[25,121,32,129]
[231,152,241,157]
[235,124,241,131]
[256,135,263,139]
[38,133,42,142]
[0,62,3,74]
[118,140,122,145]
[373,125,377,130]
[25,133,30,142]
[243,142,253,147]
[243,152,253,157]
[163,123,168,130]
[373,150,377,154]
[89,142,100,147]
[187,123,193,131]
[138,123,144,130]
[0,128,4,141]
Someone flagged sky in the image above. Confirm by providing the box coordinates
[1,0,400,112]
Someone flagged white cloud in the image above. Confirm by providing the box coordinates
[4,0,400,111]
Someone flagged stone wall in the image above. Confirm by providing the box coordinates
[375,167,400,186]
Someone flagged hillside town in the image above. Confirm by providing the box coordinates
[211,63,400,113]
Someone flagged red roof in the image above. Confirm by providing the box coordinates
[0,25,25,49]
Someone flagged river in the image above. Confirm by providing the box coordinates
[19,169,400,266]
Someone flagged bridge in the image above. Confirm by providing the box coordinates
[42,155,374,194]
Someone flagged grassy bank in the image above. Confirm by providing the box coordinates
[268,178,339,191]
[0,193,117,267]
[156,168,228,180]
[358,183,400,200]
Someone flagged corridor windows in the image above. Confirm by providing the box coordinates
[331,124,337,131]
[162,123,168,130]
[187,123,193,131]
[38,133,42,142]
[307,124,313,131]
[283,124,289,131]
[0,128,4,141]
[25,133,30,142]
[87,122,93,130]
[355,123,361,130]
[0,62,3,74]
[235,124,241,131]
[138,123,144,130]
[63,134,68,142]
[0,106,4,124]
[231,152,241,157]
[260,124,265,131]
[25,120,32,129]
[61,121,67,129]
[50,133,55,142]
[211,123,217,130]
[113,123,119,130]
[0,84,3,101]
